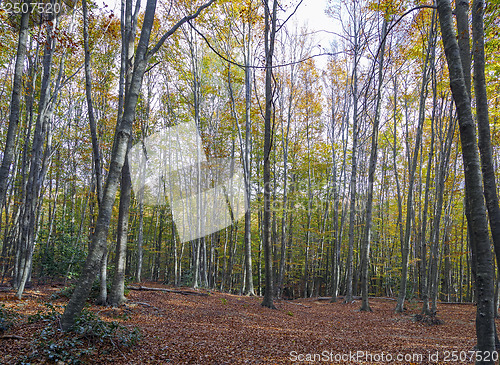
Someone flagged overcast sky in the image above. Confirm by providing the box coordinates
[290,0,340,68]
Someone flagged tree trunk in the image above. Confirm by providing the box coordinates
[0,5,29,210]
[472,0,500,347]
[344,1,362,303]
[395,12,435,312]
[277,70,293,298]
[95,250,108,305]
[304,110,312,298]
[330,74,349,303]
[261,0,277,309]
[83,0,103,206]
[136,196,144,282]
[472,0,500,296]
[436,0,496,357]
[345,53,358,304]
[109,151,132,306]
[420,77,436,315]
[242,62,255,296]
[16,18,57,298]
[360,18,387,312]
[82,0,108,305]
[227,60,254,295]
[429,109,455,313]
[456,0,472,95]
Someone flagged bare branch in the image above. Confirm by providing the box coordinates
[146,0,217,59]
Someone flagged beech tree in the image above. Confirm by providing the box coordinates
[109,0,141,308]
[360,16,387,312]
[60,0,216,330]
[0,4,29,212]
[261,0,277,309]
[436,0,495,356]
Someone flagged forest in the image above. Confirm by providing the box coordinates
[0,0,500,363]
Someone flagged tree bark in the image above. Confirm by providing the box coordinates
[472,0,500,347]
[472,0,500,292]
[420,73,436,315]
[429,109,455,313]
[0,5,29,211]
[242,19,255,296]
[261,0,277,309]
[109,0,141,302]
[109,150,132,306]
[82,0,103,206]
[345,31,359,305]
[16,18,57,298]
[436,0,496,358]
[360,18,387,312]
[136,186,144,282]
[456,0,472,95]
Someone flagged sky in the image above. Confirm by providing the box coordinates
[292,0,337,41]
[288,0,340,68]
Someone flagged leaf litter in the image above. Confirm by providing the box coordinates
[0,283,490,364]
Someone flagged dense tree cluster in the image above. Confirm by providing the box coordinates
[0,0,499,354]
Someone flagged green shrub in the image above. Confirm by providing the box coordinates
[180,269,193,287]
[0,303,19,332]
[33,222,88,280]
[50,284,76,300]
[22,304,141,364]
[51,278,130,303]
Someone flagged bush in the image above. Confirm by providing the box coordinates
[73,309,141,347]
[180,269,193,287]
[51,278,130,302]
[33,222,88,280]
[0,303,19,333]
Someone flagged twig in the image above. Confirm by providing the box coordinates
[288,302,312,308]
[0,335,24,340]
[127,285,209,297]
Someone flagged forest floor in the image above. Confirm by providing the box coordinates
[0,282,491,364]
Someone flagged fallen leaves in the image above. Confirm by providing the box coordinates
[0,282,492,364]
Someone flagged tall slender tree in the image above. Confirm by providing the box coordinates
[360,17,387,312]
[261,0,278,309]
[109,0,141,307]
[60,0,216,330]
[395,10,435,313]
[436,0,496,357]
[0,4,29,212]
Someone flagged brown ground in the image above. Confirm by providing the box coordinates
[0,283,492,364]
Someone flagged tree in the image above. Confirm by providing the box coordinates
[109,0,141,308]
[472,0,500,295]
[15,12,67,298]
[60,0,216,330]
[261,0,277,309]
[472,0,500,347]
[436,0,495,357]
[344,0,364,304]
[0,4,29,212]
[360,16,387,312]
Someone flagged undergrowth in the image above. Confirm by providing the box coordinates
[51,280,130,302]
[0,303,19,333]
[413,312,445,326]
[18,303,141,364]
